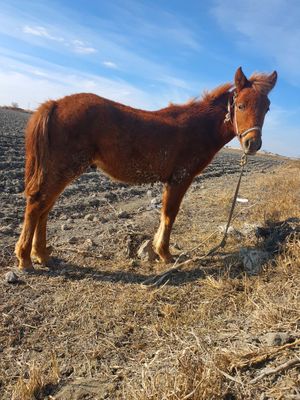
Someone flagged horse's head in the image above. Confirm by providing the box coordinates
[231,67,277,155]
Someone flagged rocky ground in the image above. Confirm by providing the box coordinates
[0,108,299,400]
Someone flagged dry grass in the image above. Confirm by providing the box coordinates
[1,161,299,400]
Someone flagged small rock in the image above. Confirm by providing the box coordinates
[68,237,78,245]
[89,199,100,207]
[5,271,19,284]
[117,211,130,219]
[172,242,181,250]
[66,218,74,224]
[61,224,72,231]
[83,239,95,249]
[84,214,94,221]
[129,259,139,268]
[146,190,153,198]
[137,240,157,261]
[240,248,270,275]
[104,192,117,202]
[240,223,260,239]
[262,332,293,347]
[218,225,242,239]
[151,197,161,205]
[0,225,13,234]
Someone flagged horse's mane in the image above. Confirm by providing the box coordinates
[164,83,233,116]
[200,83,233,105]
[162,73,272,118]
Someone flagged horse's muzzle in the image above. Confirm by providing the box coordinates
[243,137,262,155]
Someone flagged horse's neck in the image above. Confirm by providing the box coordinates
[189,92,236,148]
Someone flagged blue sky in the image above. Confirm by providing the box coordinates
[0,0,299,157]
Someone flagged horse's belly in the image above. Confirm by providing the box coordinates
[94,159,164,184]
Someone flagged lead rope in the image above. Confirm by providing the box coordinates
[204,152,247,256]
[141,153,248,288]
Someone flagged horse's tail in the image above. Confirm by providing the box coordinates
[25,100,57,197]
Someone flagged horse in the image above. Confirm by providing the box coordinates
[15,67,277,271]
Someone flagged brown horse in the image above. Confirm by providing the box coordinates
[15,67,277,271]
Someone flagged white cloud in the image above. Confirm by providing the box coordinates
[0,53,176,110]
[103,61,118,69]
[71,39,97,54]
[23,25,64,42]
[0,5,198,89]
[23,25,97,55]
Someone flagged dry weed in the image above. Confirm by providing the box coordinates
[1,160,299,400]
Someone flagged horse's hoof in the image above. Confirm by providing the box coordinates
[31,246,53,266]
[18,263,35,273]
[32,256,54,268]
[159,253,175,264]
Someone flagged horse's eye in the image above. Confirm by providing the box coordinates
[237,103,245,111]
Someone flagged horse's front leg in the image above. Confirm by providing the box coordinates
[153,178,193,263]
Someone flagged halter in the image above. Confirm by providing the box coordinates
[224,91,262,139]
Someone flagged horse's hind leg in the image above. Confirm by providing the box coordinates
[30,200,56,265]
[153,178,192,263]
[16,180,68,270]
[15,195,49,271]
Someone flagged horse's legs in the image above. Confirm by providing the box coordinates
[16,180,68,270]
[153,178,192,263]
[30,200,56,265]
[15,196,49,270]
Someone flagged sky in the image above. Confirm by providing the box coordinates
[0,0,299,157]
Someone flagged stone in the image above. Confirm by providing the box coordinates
[68,237,78,245]
[117,210,130,219]
[5,271,19,284]
[61,224,72,231]
[240,223,260,239]
[151,197,160,205]
[137,240,157,261]
[83,239,95,249]
[262,332,293,347]
[104,192,117,202]
[0,225,13,234]
[84,214,94,221]
[240,248,270,275]
[218,225,237,235]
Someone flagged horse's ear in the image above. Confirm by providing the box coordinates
[235,67,250,92]
[267,71,277,92]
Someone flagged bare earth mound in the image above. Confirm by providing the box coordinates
[0,108,299,399]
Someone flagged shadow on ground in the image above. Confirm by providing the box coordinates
[23,217,299,287]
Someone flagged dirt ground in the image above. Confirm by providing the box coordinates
[0,108,299,399]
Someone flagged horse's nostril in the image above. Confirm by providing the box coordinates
[244,139,251,150]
